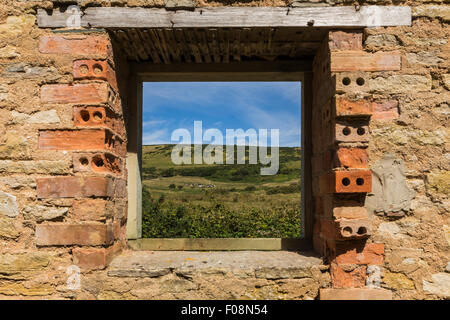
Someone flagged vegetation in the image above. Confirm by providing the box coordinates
[141,144,302,238]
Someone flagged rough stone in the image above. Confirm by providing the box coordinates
[369,75,432,94]
[0,160,70,175]
[426,170,450,195]
[444,225,450,247]
[0,15,36,41]
[377,222,403,239]
[413,5,450,22]
[2,64,60,81]
[406,51,444,66]
[0,177,36,190]
[0,46,20,58]
[365,34,399,48]
[23,205,68,222]
[0,217,20,239]
[0,252,52,274]
[11,110,60,124]
[446,262,450,273]
[365,153,415,216]
[0,191,18,218]
[0,131,31,160]
[443,74,450,90]
[165,0,194,10]
[0,282,54,296]
[423,273,450,298]
[383,272,415,290]
[254,267,311,280]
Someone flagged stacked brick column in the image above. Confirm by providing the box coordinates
[311,31,400,299]
[36,34,127,270]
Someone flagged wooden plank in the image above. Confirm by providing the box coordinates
[112,30,139,61]
[38,6,412,28]
[127,238,310,251]
[207,29,221,63]
[128,29,149,61]
[174,28,192,63]
[139,29,162,63]
[132,60,311,73]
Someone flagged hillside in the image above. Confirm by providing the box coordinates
[141,144,302,238]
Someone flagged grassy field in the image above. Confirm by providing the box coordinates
[142,144,302,238]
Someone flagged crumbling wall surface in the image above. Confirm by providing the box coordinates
[0,0,448,300]
[0,1,130,299]
[364,17,450,300]
[311,12,449,300]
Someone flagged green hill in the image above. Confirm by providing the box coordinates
[141,144,302,238]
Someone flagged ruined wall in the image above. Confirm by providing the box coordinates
[0,0,448,299]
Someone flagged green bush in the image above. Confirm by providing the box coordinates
[142,187,301,239]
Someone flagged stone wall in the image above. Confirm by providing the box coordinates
[0,0,448,299]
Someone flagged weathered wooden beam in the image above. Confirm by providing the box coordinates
[38,6,412,29]
[132,60,310,81]
[132,60,311,73]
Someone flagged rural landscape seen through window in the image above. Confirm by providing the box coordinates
[141,82,302,238]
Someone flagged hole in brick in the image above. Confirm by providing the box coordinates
[357,227,367,235]
[356,77,365,86]
[79,64,89,75]
[342,77,351,86]
[342,127,351,136]
[342,177,351,186]
[80,157,89,166]
[93,111,103,121]
[357,127,365,135]
[93,156,104,167]
[356,178,364,186]
[80,110,90,122]
[342,226,353,237]
[93,64,103,74]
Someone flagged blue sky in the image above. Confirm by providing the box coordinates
[142,82,302,147]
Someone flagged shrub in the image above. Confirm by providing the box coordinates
[142,187,301,239]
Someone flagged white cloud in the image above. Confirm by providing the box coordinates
[142,129,170,145]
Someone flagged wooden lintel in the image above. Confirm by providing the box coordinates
[132,60,310,81]
[38,6,412,29]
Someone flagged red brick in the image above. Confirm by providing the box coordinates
[320,218,371,240]
[41,83,109,105]
[36,176,114,198]
[330,51,401,72]
[73,106,125,138]
[372,100,399,120]
[334,243,385,265]
[321,170,372,194]
[73,60,118,91]
[334,147,369,169]
[73,153,122,175]
[335,72,370,94]
[72,243,122,270]
[329,31,363,51]
[320,288,392,300]
[114,179,127,199]
[331,264,366,288]
[72,247,108,270]
[72,199,110,221]
[334,121,370,143]
[36,223,113,246]
[335,98,373,117]
[39,35,111,57]
[39,129,125,156]
[332,207,369,220]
